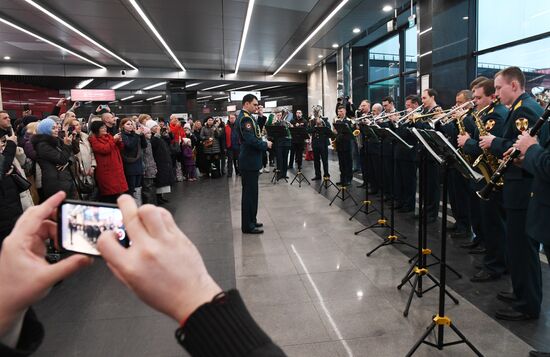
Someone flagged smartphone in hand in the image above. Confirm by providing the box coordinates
[58,200,130,256]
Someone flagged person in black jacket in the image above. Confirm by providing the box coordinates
[31,118,75,201]
[146,120,174,204]
[0,192,286,357]
[0,118,24,247]
[119,118,147,197]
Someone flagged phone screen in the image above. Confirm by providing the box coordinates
[58,200,130,256]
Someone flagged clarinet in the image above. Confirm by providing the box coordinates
[477,103,550,200]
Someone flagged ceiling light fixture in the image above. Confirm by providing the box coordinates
[214,96,229,101]
[185,82,201,88]
[256,85,281,91]
[132,100,144,103]
[24,0,137,70]
[234,0,255,74]
[111,80,134,90]
[202,83,230,91]
[0,16,105,69]
[228,84,256,91]
[332,43,339,48]
[146,95,162,101]
[127,0,186,71]
[272,0,349,76]
[353,27,361,33]
[298,70,303,73]
[121,95,135,101]
[142,81,167,90]
[3,56,10,60]
[197,96,212,100]
[318,54,324,58]
[307,63,312,66]
[419,27,432,36]
[382,5,393,12]
[462,16,469,20]
[76,79,94,89]
[154,99,166,104]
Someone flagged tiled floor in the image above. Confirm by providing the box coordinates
[229,171,535,356]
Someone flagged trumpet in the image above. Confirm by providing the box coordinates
[396,105,424,126]
[373,109,409,124]
[431,100,476,126]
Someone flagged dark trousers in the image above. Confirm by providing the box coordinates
[263,148,274,167]
[276,145,290,179]
[206,154,221,177]
[227,149,239,176]
[367,149,380,192]
[142,178,157,205]
[125,174,143,194]
[313,145,329,178]
[425,159,440,219]
[448,169,471,233]
[359,146,367,185]
[480,192,507,275]
[241,170,259,232]
[289,143,304,169]
[394,160,417,210]
[506,208,542,316]
[337,149,353,184]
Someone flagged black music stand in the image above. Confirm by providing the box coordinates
[365,127,416,256]
[349,124,380,221]
[405,128,483,357]
[398,128,460,317]
[329,122,358,206]
[265,125,288,184]
[314,126,338,193]
[289,126,310,187]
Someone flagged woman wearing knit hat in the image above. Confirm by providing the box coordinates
[31,118,76,200]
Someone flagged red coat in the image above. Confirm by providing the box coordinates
[169,122,186,144]
[89,134,128,196]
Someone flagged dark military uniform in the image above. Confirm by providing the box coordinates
[334,118,353,185]
[289,117,307,170]
[463,104,508,276]
[366,124,381,194]
[308,118,331,178]
[524,120,550,262]
[237,110,268,233]
[489,92,544,316]
[394,117,418,212]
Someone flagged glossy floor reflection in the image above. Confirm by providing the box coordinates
[229,164,535,357]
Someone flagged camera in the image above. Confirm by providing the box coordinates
[120,70,126,76]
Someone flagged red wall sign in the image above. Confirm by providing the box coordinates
[70,89,116,101]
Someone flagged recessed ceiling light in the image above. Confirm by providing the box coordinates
[142,81,167,90]
[353,27,360,33]
[111,80,134,90]
[382,5,393,12]
[186,82,201,88]
[76,79,94,89]
[228,84,256,91]
[272,0,349,76]
[24,0,137,69]
[307,63,312,66]
[462,16,469,20]
[146,95,162,101]
[128,0,186,71]
[332,43,339,48]
[318,54,323,58]
[3,56,10,60]
[0,16,105,69]
[256,85,282,91]
[154,99,166,104]
[298,70,303,73]
[214,96,229,101]
[121,95,135,101]
[234,0,255,74]
[202,83,230,91]
[197,96,212,100]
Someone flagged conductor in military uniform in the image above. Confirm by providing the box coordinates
[237,94,272,234]
[479,66,544,321]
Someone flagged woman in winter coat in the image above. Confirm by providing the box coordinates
[0,130,23,245]
[200,117,222,177]
[88,121,128,203]
[119,118,147,197]
[69,119,96,199]
[141,126,157,205]
[146,120,174,204]
[31,118,75,200]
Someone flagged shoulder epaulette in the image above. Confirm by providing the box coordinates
[513,100,523,112]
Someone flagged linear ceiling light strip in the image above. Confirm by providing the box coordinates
[234,0,255,74]
[272,0,348,76]
[128,0,186,72]
[0,16,106,69]
[24,0,137,70]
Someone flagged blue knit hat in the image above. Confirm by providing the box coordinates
[36,118,56,135]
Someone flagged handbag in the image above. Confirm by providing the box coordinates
[11,171,31,193]
[202,139,213,148]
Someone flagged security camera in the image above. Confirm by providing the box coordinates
[120,70,126,76]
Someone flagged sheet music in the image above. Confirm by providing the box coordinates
[434,131,484,182]
[383,128,413,149]
[411,128,444,164]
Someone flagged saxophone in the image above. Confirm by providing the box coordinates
[471,103,503,187]
[456,110,472,164]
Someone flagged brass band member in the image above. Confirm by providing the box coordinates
[380,96,399,198]
[479,66,544,321]
[333,105,353,186]
[356,100,370,189]
[458,78,507,282]
[309,105,331,180]
[368,103,384,194]
[289,110,307,170]
[268,109,292,180]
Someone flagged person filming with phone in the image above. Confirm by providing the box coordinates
[0,192,286,356]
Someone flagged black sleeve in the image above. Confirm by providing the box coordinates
[177,290,286,357]
[139,134,147,149]
[1,141,17,175]
[0,309,44,357]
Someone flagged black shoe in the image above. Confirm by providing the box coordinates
[398,206,414,213]
[470,270,500,282]
[468,246,487,255]
[460,240,479,249]
[450,231,473,240]
[497,291,518,303]
[357,183,367,189]
[530,351,550,357]
[495,307,538,321]
[243,228,264,234]
[312,177,321,181]
[255,222,263,228]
